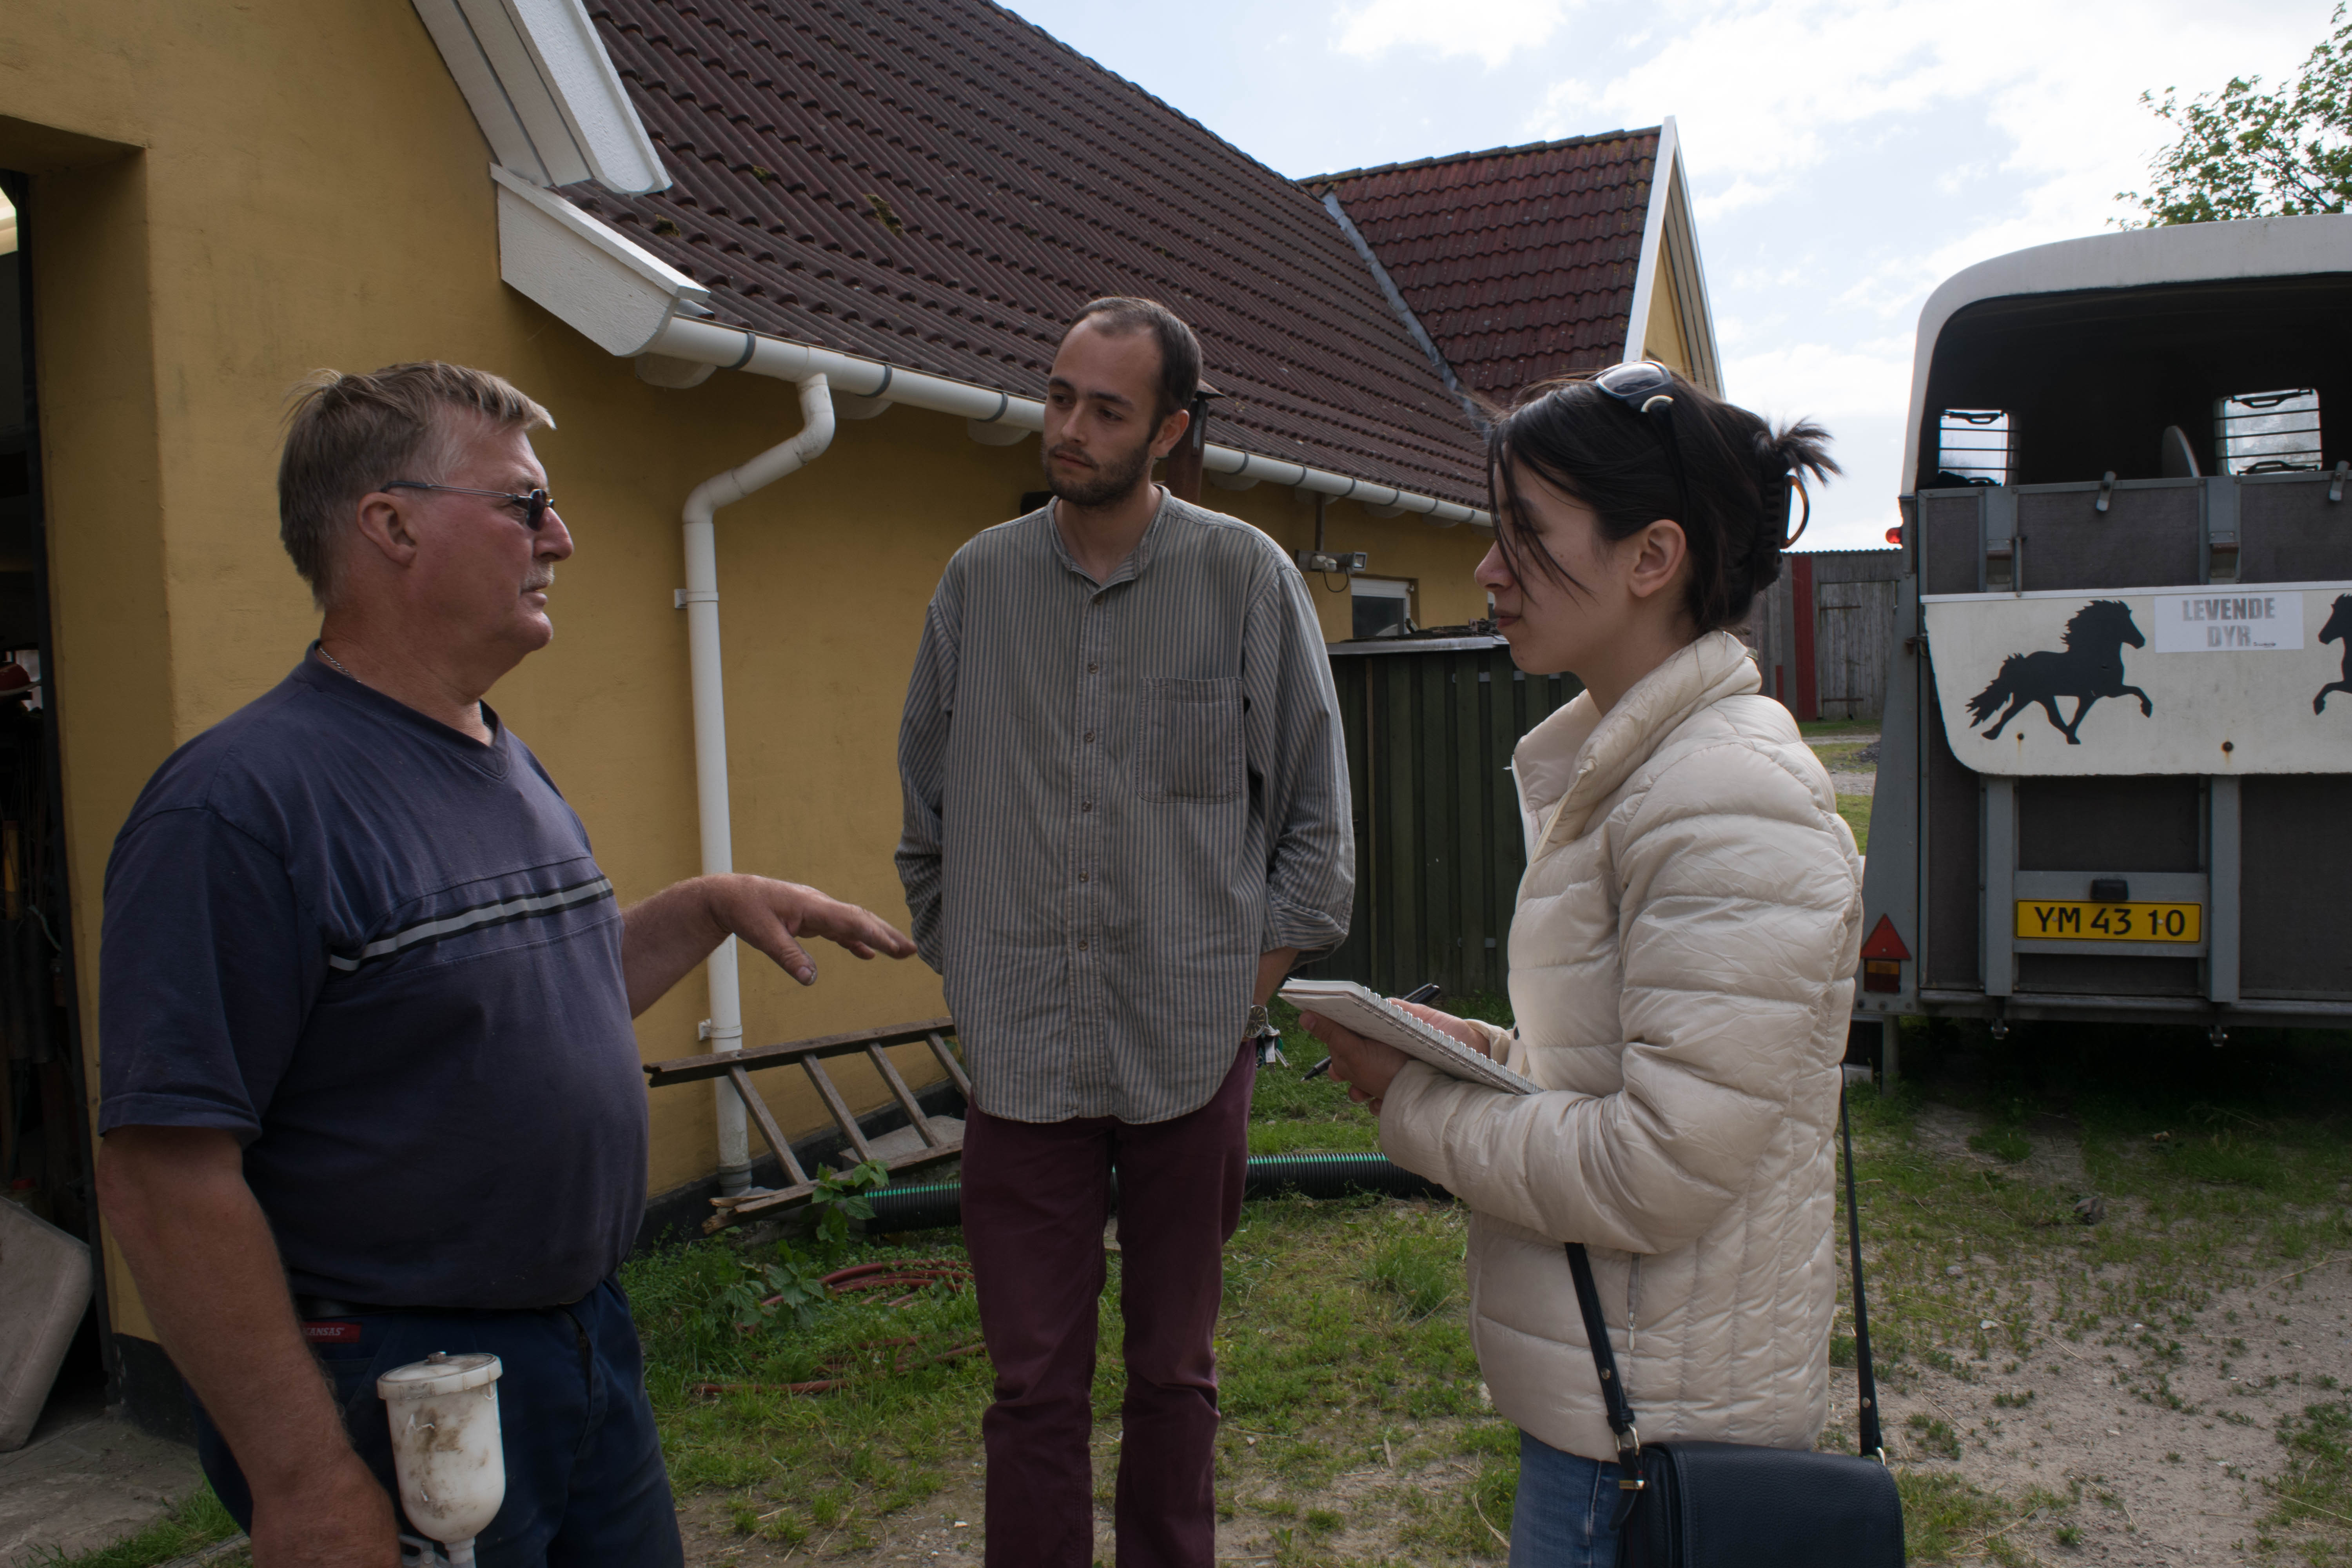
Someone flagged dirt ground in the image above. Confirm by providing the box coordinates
[1848,1102,2352,1565]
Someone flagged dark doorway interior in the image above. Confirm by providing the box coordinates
[0,167,111,1436]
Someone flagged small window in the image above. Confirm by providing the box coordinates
[2216,388,2322,475]
[1934,409,2010,486]
[1351,578,1412,640]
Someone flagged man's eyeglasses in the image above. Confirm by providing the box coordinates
[382,480,555,531]
[1586,361,1693,535]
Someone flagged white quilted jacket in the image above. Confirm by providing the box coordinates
[1378,631,1863,1461]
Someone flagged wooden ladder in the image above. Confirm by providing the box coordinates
[643,1016,969,1233]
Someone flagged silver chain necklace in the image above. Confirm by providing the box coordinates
[315,644,354,678]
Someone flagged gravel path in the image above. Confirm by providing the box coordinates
[1810,731,1880,797]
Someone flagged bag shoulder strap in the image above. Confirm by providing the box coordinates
[1565,1083,1884,1460]
[1840,1083,1886,1459]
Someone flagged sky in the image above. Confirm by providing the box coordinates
[1001,0,2337,550]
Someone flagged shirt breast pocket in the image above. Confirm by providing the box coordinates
[1137,677,1244,804]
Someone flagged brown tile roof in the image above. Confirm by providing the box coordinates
[567,0,1488,506]
[1308,131,1660,400]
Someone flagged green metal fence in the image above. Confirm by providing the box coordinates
[1296,636,1583,999]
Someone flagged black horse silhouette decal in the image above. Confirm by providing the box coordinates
[2318,593,2352,714]
[1967,599,2152,744]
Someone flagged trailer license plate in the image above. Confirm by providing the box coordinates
[2013,901,2201,943]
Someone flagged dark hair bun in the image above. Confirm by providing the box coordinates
[1746,419,1838,597]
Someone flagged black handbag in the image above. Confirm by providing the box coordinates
[1563,1088,1905,1567]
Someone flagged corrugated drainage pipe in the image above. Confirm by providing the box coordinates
[865,1153,1446,1233]
[682,373,837,1195]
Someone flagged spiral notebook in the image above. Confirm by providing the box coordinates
[1279,979,1538,1096]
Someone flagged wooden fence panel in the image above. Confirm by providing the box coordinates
[1815,578,1898,721]
[1298,643,1581,1001]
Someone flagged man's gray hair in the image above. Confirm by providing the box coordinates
[279,362,554,607]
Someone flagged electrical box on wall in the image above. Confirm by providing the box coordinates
[1297,550,1368,575]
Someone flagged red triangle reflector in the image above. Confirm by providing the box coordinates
[1860,915,1910,962]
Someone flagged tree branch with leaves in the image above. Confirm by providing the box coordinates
[2123,4,2352,225]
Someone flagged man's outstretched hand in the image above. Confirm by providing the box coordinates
[706,874,917,985]
[622,873,916,1017]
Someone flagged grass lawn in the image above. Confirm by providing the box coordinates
[1800,717,1881,738]
[1838,793,1873,853]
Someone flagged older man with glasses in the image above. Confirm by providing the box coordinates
[94,362,916,1568]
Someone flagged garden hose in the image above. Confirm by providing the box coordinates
[864,1151,1447,1233]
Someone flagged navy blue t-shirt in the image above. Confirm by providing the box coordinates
[98,654,646,1309]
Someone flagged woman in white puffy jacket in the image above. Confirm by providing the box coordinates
[1301,363,1860,1567]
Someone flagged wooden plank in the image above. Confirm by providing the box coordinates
[1458,649,1496,992]
[1421,658,1458,1001]
[643,1016,958,1087]
[800,1057,876,1163]
[1791,554,1819,720]
[728,1065,809,1188]
[1381,656,1420,993]
[1318,655,1374,983]
[925,1032,973,1101]
[1490,650,1526,993]
[865,1043,942,1147]
[1452,652,1491,995]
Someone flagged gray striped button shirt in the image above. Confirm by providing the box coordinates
[896,492,1354,1124]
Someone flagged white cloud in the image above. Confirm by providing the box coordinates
[1333,0,1575,68]
[1541,0,2328,262]
[1729,336,1916,424]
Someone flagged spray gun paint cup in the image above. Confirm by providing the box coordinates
[378,1352,505,1566]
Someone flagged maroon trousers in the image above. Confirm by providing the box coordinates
[962,1042,1255,1568]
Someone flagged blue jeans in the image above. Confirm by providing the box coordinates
[1510,1429,1626,1568]
[192,1276,682,1568]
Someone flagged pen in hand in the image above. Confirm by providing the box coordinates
[1302,982,1442,1081]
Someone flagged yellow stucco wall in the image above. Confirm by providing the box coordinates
[0,2,1493,1343]
[1643,263,1693,380]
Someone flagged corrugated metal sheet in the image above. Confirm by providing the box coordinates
[1309,131,1660,400]
[572,0,1489,506]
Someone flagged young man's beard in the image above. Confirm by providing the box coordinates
[1044,432,1156,508]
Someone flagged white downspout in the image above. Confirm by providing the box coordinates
[679,373,836,1195]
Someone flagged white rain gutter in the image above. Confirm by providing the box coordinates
[642,316,1490,527]
[680,374,837,1194]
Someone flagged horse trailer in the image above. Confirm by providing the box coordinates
[1853,214,2352,1076]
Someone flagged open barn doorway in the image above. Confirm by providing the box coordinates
[0,168,109,1442]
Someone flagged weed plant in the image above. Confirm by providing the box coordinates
[2269,1401,2352,1564]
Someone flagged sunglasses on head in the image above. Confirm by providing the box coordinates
[1585,361,1695,534]
[1582,362,1807,550]
[382,480,555,531]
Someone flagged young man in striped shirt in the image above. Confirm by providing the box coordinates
[897,299,1354,1567]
